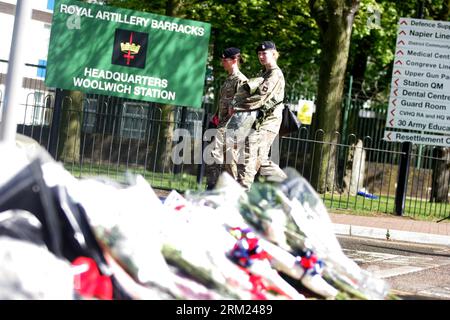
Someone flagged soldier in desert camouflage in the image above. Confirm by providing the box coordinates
[231,41,287,190]
[206,47,248,190]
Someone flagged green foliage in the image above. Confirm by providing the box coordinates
[348,0,450,103]
[105,0,450,107]
[106,0,167,14]
[323,193,450,221]
[106,0,320,101]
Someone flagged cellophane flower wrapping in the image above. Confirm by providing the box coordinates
[238,167,390,299]
[33,151,390,300]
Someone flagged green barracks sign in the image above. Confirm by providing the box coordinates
[45,0,211,109]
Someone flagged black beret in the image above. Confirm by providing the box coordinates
[256,41,276,52]
[222,47,241,59]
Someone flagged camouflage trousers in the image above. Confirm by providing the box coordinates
[238,129,287,190]
[205,126,238,188]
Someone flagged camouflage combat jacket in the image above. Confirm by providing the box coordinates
[233,66,285,133]
[216,70,248,127]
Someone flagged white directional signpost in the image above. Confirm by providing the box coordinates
[384,17,450,147]
[384,17,450,217]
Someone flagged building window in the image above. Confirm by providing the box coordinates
[82,98,98,133]
[120,102,148,139]
[0,85,4,120]
[37,60,47,78]
[31,91,50,125]
[47,0,55,11]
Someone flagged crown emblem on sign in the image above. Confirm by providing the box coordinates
[120,42,141,54]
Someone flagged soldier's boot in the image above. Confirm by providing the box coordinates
[259,160,287,183]
[205,164,221,190]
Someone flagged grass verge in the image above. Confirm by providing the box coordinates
[323,193,450,222]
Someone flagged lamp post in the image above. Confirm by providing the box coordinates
[0,0,32,144]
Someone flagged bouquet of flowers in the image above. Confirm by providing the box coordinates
[236,168,390,299]
[163,180,305,300]
[24,150,390,300]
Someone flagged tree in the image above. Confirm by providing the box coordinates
[344,0,450,202]
[107,0,322,99]
[430,148,450,203]
[421,0,450,203]
[309,0,361,193]
[107,0,321,173]
[346,0,450,103]
[56,0,95,164]
[57,90,82,163]
[107,0,189,173]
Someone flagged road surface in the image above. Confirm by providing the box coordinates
[338,235,450,299]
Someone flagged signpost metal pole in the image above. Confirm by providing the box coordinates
[196,111,209,187]
[418,0,424,19]
[48,88,64,159]
[415,0,425,169]
[0,0,32,144]
[394,1,426,216]
[395,141,412,216]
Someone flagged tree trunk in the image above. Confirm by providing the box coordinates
[430,147,450,203]
[154,0,183,174]
[350,35,372,100]
[156,104,176,173]
[55,0,89,165]
[166,0,183,17]
[310,0,360,193]
[429,0,449,206]
[58,90,82,163]
[437,0,449,20]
